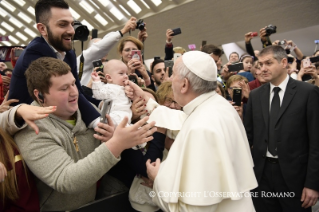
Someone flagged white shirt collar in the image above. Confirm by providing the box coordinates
[43,37,66,61]
[270,74,289,93]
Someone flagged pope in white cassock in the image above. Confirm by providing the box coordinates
[125,51,258,212]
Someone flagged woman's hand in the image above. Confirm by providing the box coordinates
[239,80,250,99]
[16,104,57,134]
[0,91,19,113]
[131,97,147,122]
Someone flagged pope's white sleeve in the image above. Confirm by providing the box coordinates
[142,98,187,131]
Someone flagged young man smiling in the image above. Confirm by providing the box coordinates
[8,0,100,128]
[15,57,156,211]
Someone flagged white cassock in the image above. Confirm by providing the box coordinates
[146,91,258,212]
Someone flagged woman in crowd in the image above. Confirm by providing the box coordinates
[216,81,226,98]
[248,60,267,90]
[226,75,249,121]
[0,104,56,211]
[117,36,155,91]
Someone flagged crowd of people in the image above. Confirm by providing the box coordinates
[1,0,319,211]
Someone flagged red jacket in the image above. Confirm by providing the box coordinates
[0,149,40,212]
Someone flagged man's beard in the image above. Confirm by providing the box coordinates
[47,26,72,52]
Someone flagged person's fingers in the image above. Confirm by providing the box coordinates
[4,99,19,105]
[3,90,9,102]
[25,120,40,135]
[105,114,114,128]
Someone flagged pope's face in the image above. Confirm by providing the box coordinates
[170,58,184,107]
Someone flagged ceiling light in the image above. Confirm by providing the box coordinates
[2,22,14,32]
[0,28,6,35]
[103,12,114,22]
[89,0,100,9]
[69,7,80,20]
[24,28,37,38]
[81,20,94,31]
[110,7,124,20]
[119,5,131,16]
[9,17,23,28]
[127,0,141,14]
[151,0,162,6]
[0,7,8,17]
[1,41,12,46]
[9,35,19,44]
[140,0,150,9]
[94,14,108,26]
[79,1,94,14]
[16,32,28,41]
[98,0,109,7]
[13,0,26,6]
[1,1,16,12]
[27,6,35,16]
[18,12,32,23]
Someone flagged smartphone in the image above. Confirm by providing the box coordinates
[310,56,319,63]
[232,88,242,106]
[154,56,160,61]
[100,100,113,124]
[7,74,12,78]
[131,50,142,62]
[92,59,104,72]
[174,53,181,61]
[228,62,244,72]
[164,60,174,77]
[14,49,23,57]
[128,75,138,84]
[171,28,181,36]
[303,58,311,67]
[202,40,207,47]
[188,44,196,50]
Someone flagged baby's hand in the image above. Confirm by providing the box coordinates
[91,70,100,82]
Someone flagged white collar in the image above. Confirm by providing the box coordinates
[183,91,216,115]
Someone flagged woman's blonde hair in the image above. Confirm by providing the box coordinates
[0,129,28,207]
[156,81,173,105]
[117,36,143,54]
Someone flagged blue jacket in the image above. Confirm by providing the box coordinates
[8,36,100,126]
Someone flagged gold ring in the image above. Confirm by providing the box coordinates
[136,109,139,113]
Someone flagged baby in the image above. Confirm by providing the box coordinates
[91,59,146,150]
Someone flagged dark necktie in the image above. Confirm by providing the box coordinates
[269,87,281,156]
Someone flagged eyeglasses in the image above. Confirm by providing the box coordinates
[228,87,241,90]
[164,97,181,109]
[123,48,138,52]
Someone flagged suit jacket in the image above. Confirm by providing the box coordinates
[8,36,100,126]
[244,78,319,197]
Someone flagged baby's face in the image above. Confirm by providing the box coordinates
[107,63,129,86]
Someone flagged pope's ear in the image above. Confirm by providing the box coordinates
[181,78,189,94]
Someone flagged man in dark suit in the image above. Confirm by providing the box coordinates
[244,45,319,212]
[8,0,100,127]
